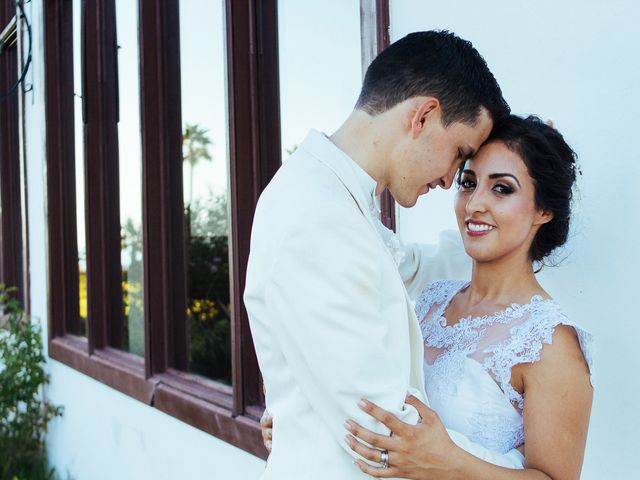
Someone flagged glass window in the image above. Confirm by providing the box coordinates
[277,0,362,161]
[45,0,287,453]
[116,0,144,355]
[179,0,231,385]
[72,0,87,336]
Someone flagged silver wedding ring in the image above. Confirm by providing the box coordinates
[380,449,389,468]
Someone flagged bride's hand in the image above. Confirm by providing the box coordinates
[344,395,464,479]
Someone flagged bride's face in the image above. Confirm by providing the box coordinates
[454,141,553,264]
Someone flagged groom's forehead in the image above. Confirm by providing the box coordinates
[451,112,493,152]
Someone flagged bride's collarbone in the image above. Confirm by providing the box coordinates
[442,286,550,327]
[442,295,510,327]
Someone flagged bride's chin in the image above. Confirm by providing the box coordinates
[463,245,498,263]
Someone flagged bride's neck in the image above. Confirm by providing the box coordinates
[467,254,544,306]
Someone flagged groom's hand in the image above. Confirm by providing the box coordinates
[260,408,273,454]
[344,396,463,478]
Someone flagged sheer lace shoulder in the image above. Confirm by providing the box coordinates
[414,279,467,327]
[420,287,595,453]
[483,303,594,409]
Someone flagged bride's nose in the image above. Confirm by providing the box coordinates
[465,187,489,215]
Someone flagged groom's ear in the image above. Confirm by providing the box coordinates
[408,97,440,139]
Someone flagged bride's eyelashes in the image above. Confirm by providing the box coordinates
[492,182,515,195]
[456,175,516,195]
[457,177,475,190]
[456,170,476,189]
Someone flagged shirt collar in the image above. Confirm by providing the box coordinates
[347,151,381,218]
[306,129,381,218]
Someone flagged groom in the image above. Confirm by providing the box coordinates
[245,31,521,479]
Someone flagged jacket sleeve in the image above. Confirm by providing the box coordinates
[264,210,422,460]
[398,230,472,300]
[369,219,471,301]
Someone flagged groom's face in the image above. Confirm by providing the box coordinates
[389,107,493,208]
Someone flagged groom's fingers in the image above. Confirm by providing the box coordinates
[260,409,273,429]
[344,420,394,450]
[358,399,411,436]
[260,408,273,453]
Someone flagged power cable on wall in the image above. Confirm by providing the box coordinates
[0,1,31,101]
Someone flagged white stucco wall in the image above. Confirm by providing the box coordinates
[44,362,264,480]
[23,1,264,478]
[19,0,639,478]
[392,1,640,479]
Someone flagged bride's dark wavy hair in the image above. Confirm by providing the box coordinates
[485,115,579,264]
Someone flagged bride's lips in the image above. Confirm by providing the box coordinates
[465,220,495,237]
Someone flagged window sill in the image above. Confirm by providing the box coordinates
[48,335,267,459]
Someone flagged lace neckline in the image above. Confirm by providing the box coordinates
[418,279,594,453]
[434,281,555,330]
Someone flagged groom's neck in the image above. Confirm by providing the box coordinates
[329,109,395,195]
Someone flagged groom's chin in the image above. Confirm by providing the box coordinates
[395,195,419,208]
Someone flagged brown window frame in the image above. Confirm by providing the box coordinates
[361,0,394,230]
[0,0,28,308]
[44,0,390,458]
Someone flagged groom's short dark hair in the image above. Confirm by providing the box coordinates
[355,30,510,126]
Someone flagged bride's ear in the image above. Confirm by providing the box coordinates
[534,208,554,226]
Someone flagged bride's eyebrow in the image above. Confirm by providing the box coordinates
[461,168,476,176]
[488,173,521,187]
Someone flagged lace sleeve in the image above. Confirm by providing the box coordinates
[482,301,594,410]
[414,279,468,325]
[561,318,595,385]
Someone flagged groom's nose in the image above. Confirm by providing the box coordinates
[439,160,462,190]
[439,171,456,190]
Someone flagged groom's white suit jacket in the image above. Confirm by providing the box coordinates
[244,130,524,479]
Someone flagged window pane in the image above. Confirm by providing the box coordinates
[278,0,362,161]
[116,0,144,355]
[73,0,86,336]
[180,0,231,385]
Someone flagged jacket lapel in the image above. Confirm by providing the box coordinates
[299,130,377,228]
[299,130,426,393]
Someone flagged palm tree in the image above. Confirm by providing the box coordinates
[182,123,213,209]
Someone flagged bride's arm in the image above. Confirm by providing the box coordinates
[515,325,593,479]
[345,325,593,480]
[394,229,471,299]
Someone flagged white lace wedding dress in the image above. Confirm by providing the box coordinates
[416,279,594,455]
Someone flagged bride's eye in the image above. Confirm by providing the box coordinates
[493,183,514,195]
[457,177,476,190]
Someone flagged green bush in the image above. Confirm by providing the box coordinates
[0,285,63,480]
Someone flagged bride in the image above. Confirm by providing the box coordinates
[262,115,593,479]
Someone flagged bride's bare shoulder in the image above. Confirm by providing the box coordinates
[522,324,592,391]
